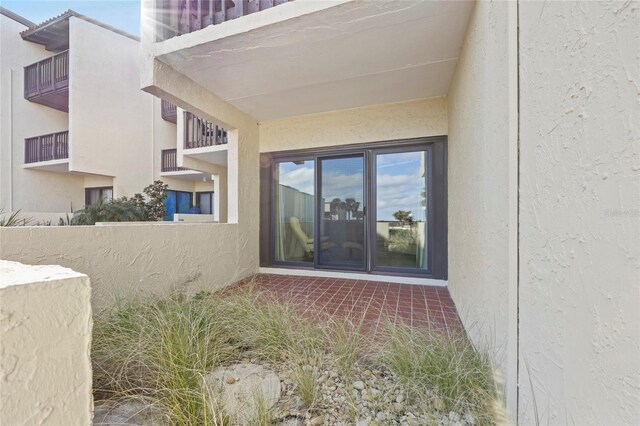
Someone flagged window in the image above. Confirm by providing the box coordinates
[85,187,113,206]
[164,190,192,221]
[274,159,315,263]
[196,191,214,215]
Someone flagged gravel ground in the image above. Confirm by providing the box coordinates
[253,357,476,426]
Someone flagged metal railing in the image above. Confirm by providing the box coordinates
[161,99,177,123]
[156,0,292,41]
[161,148,189,172]
[24,50,69,99]
[184,112,228,149]
[25,131,69,164]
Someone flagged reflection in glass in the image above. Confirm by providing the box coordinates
[318,155,365,269]
[375,151,428,270]
[274,160,315,262]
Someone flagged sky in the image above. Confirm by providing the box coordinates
[1,0,140,35]
[279,152,427,222]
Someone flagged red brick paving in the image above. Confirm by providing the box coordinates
[248,274,464,337]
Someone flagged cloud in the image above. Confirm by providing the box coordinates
[279,165,314,195]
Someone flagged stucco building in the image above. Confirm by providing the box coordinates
[0,8,218,221]
[139,0,639,424]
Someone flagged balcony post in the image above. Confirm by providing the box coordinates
[236,0,245,20]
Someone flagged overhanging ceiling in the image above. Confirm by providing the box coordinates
[158,0,474,121]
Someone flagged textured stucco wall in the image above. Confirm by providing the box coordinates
[0,223,255,311]
[141,53,260,254]
[259,97,447,152]
[518,2,640,424]
[68,17,154,198]
[447,0,518,419]
[0,260,92,425]
[0,14,85,213]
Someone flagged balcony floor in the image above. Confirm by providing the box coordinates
[239,273,463,337]
[26,87,69,112]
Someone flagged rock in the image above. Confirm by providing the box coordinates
[93,399,168,425]
[280,417,305,426]
[353,380,365,390]
[226,376,236,384]
[396,393,405,403]
[355,420,369,426]
[203,363,281,425]
[376,411,386,421]
[308,415,324,425]
[449,411,461,422]
[463,413,475,425]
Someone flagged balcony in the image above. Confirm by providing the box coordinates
[24,131,69,164]
[161,99,177,123]
[24,50,69,112]
[161,149,188,172]
[184,112,227,149]
[155,0,292,41]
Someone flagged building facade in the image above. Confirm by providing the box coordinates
[140,0,639,424]
[0,8,218,222]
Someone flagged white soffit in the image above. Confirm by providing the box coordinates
[159,0,474,120]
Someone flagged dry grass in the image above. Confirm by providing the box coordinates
[380,321,498,424]
[92,281,499,425]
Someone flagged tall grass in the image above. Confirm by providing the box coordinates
[93,284,499,425]
[381,323,497,423]
[93,296,237,425]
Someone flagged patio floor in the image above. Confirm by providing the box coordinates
[249,274,463,337]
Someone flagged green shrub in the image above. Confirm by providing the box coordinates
[71,198,146,225]
[71,180,168,225]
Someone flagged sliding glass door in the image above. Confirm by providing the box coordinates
[316,154,366,270]
[265,137,447,279]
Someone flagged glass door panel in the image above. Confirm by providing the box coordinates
[317,154,366,270]
[274,159,315,263]
[373,150,429,272]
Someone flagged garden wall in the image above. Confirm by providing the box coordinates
[0,260,92,425]
[0,222,256,311]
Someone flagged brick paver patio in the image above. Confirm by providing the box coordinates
[249,274,463,336]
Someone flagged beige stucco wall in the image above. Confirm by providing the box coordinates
[518,2,640,424]
[259,97,447,152]
[0,223,254,311]
[446,0,518,419]
[68,17,153,198]
[0,260,92,425]
[0,14,85,213]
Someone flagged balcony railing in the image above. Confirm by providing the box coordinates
[25,131,69,164]
[161,149,189,172]
[161,99,177,123]
[156,0,292,41]
[24,50,69,102]
[184,112,228,149]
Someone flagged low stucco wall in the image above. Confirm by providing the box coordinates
[0,223,257,311]
[0,260,92,425]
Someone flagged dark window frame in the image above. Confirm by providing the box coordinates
[196,191,214,215]
[259,136,448,280]
[85,186,113,206]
